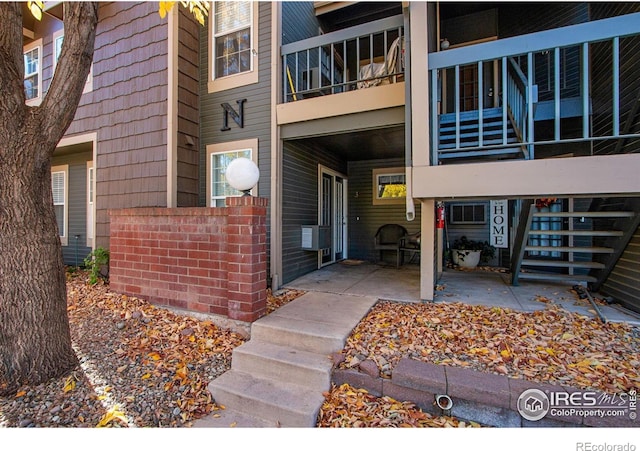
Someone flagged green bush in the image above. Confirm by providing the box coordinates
[84,247,110,285]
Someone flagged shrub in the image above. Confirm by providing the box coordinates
[84,247,110,285]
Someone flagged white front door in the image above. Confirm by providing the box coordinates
[319,166,348,267]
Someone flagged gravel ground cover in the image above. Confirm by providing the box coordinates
[0,271,246,428]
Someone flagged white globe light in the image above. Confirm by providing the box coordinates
[226,157,260,193]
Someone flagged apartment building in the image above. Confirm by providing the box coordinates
[23,2,640,315]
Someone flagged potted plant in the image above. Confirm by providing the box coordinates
[451,236,496,268]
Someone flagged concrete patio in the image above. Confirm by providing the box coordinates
[285,260,640,325]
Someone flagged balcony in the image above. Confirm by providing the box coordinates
[429,12,640,165]
[282,14,404,103]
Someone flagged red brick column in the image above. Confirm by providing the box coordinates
[225,196,268,322]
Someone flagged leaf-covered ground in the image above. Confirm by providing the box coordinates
[339,300,640,393]
[317,383,480,427]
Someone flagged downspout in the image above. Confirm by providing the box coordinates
[403,2,415,222]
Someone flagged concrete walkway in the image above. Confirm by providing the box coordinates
[287,261,640,325]
[194,291,378,427]
[195,261,639,428]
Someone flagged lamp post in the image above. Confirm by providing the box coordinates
[225,157,260,196]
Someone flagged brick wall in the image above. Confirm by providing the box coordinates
[109,197,268,322]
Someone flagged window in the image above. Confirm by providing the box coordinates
[450,203,487,225]
[372,168,406,205]
[24,39,42,104]
[206,139,259,207]
[51,165,68,246]
[208,1,258,92]
[52,29,93,93]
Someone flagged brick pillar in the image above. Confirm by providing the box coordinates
[225,196,268,322]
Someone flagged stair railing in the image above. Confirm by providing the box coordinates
[505,57,531,159]
[510,199,535,285]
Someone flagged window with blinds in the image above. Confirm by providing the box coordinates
[52,171,66,238]
[213,1,252,79]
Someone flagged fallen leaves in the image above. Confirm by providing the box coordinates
[96,405,128,427]
[63,375,76,393]
[340,300,640,394]
[266,288,305,314]
[317,383,481,428]
[64,271,248,427]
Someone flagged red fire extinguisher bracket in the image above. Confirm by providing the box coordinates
[436,204,445,229]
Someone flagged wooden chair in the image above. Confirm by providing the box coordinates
[373,224,408,268]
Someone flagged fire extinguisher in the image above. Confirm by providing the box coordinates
[436,203,445,229]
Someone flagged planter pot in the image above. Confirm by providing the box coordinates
[452,249,481,268]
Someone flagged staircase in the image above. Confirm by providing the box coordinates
[511,199,640,287]
[437,107,526,163]
[205,292,378,427]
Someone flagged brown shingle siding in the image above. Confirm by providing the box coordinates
[70,2,170,249]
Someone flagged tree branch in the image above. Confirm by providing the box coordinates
[35,2,99,160]
[0,2,28,152]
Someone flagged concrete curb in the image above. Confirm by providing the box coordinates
[333,358,639,428]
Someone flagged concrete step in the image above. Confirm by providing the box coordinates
[517,272,597,283]
[521,259,605,269]
[193,408,278,428]
[232,340,333,392]
[251,315,346,355]
[208,370,326,427]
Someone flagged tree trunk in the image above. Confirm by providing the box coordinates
[0,140,77,394]
[0,2,98,395]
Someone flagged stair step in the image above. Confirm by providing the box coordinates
[193,408,278,428]
[232,340,333,391]
[208,371,325,427]
[524,246,614,253]
[517,272,597,283]
[532,211,635,218]
[527,230,624,237]
[440,107,504,123]
[251,315,347,355]
[439,138,520,150]
[440,120,512,133]
[438,147,524,159]
[521,259,605,269]
[439,130,516,142]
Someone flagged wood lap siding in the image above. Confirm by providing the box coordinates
[199,3,272,203]
[590,3,640,156]
[348,158,420,263]
[198,2,272,274]
[63,2,170,249]
[177,8,200,207]
[600,226,640,313]
[52,151,93,266]
[281,141,347,284]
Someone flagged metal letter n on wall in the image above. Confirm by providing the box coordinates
[221,99,247,131]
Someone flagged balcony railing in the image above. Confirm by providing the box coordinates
[281,15,404,103]
[429,12,640,165]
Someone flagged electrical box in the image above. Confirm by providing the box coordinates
[301,225,331,251]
